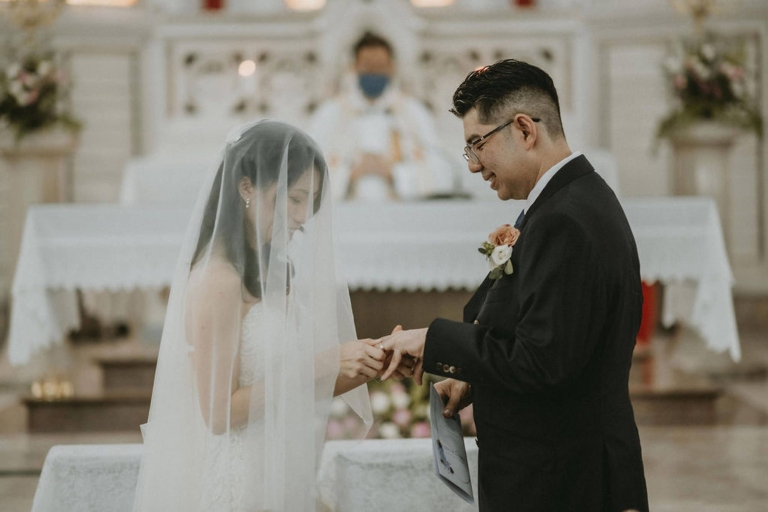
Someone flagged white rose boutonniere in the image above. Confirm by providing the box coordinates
[478,223,520,280]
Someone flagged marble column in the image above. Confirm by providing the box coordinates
[670,122,737,248]
[0,129,78,300]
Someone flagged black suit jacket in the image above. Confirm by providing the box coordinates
[424,155,648,512]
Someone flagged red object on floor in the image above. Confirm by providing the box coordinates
[203,0,223,10]
[514,0,536,6]
[637,282,657,346]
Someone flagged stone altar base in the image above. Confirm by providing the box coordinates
[21,340,157,433]
[24,391,150,433]
[20,293,761,432]
[96,355,157,393]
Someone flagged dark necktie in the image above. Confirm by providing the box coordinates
[514,210,525,229]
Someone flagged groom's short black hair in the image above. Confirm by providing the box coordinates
[451,59,565,140]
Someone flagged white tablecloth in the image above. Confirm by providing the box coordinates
[31,440,479,512]
[119,152,219,207]
[31,444,142,512]
[8,197,740,365]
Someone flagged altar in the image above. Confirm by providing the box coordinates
[7,196,740,367]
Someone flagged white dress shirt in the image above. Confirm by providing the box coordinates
[524,151,582,214]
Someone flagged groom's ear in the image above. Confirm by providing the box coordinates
[515,115,537,148]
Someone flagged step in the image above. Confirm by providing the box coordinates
[95,355,157,392]
[629,359,722,425]
[23,391,150,433]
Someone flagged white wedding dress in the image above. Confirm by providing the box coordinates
[199,302,271,512]
[132,121,372,512]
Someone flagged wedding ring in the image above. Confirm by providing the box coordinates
[376,342,384,351]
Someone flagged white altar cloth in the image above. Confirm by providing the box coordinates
[31,444,142,512]
[8,197,740,365]
[320,439,479,511]
[31,440,479,512]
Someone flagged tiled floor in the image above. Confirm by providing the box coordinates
[0,328,766,511]
[641,426,768,511]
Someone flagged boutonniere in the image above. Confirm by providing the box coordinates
[478,224,521,280]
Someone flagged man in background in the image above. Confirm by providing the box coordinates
[308,32,452,201]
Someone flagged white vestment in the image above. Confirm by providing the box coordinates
[309,83,453,201]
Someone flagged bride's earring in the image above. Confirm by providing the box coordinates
[245,198,250,209]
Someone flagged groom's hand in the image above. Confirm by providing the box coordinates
[378,325,417,381]
[434,378,472,418]
[379,327,427,384]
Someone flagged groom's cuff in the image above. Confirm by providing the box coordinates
[424,318,485,384]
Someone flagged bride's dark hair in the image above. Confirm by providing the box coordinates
[191,122,327,299]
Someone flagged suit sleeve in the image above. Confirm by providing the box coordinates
[424,212,609,394]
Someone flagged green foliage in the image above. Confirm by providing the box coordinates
[478,241,494,256]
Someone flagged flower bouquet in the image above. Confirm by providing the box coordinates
[657,33,762,139]
[326,379,433,440]
[0,53,81,141]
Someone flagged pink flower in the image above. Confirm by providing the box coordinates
[326,419,344,439]
[392,408,412,427]
[24,89,39,106]
[342,415,361,437]
[410,422,431,438]
[480,223,520,279]
[389,382,406,395]
[488,224,520,246]
[20,72,38,87]
[673,74,687,90]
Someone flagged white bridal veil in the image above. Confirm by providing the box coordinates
[132,120,372,511]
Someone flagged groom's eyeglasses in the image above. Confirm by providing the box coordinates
[462,116,540,164]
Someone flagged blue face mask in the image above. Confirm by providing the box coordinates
[358,73,389,99]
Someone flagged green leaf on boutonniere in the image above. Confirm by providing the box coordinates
[489,267,503,280]
[478,241,494,256]
[504,260,513,275]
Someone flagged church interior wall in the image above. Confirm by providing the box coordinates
[2,0,767,293]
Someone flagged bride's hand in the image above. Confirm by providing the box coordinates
[376,326,416,381]
[338,339,386,381]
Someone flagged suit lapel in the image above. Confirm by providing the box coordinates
[465,157,593,322]
[518,154,594,230]
[463,276,494,322]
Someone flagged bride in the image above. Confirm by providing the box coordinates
[132,121,391,511]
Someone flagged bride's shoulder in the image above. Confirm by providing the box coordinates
[187,259,242,304]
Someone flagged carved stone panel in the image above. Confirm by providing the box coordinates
[168,39,321,126]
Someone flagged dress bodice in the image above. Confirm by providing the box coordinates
[199,301,275,512]
[238,302,265,387]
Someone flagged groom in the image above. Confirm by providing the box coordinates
[380,59,649,512]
